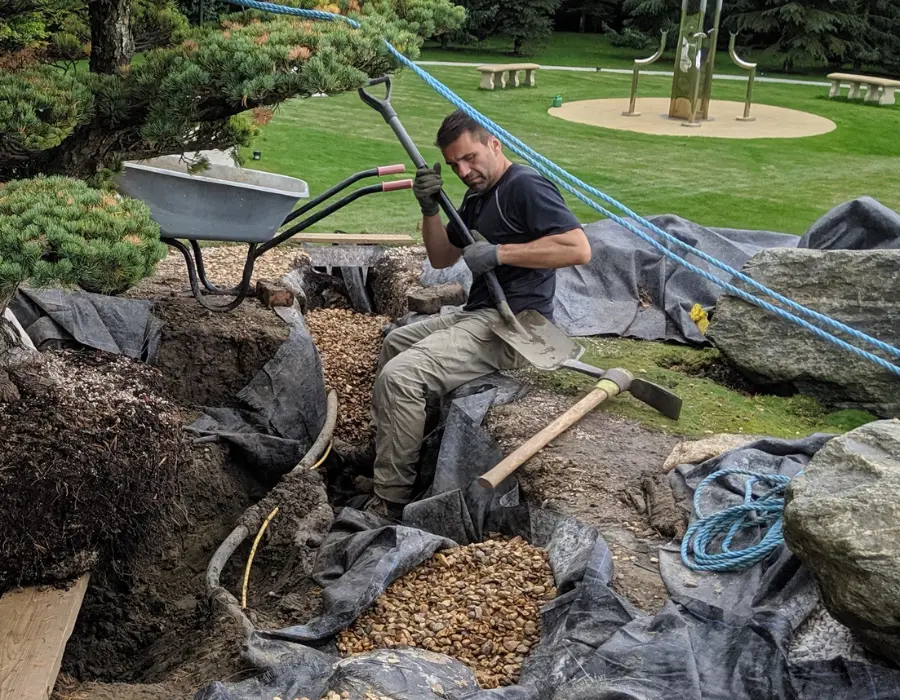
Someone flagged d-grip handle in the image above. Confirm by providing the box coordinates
[359,77,514,322]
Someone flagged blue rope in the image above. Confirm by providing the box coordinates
[680,468,792,572]
[224,0,900,378]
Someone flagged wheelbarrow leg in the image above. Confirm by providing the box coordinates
[190,240,243,296]
[164,239,257,312]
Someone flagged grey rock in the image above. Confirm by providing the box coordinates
[708,248,900,417]
[783,419,900,664]
[281,255,348,312]
[407,283,467,315]
[421,258,472,291]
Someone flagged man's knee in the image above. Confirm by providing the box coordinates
[374,352,426,405]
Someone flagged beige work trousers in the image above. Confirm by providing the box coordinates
[372,308,524,504]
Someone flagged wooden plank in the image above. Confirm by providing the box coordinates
[0,575,89,700]
[293,233,415,246]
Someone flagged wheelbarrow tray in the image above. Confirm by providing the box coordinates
[117,155,309,243]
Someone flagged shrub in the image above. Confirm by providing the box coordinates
[0,176,167,306]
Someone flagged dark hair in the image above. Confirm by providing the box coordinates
[435,110,490,149]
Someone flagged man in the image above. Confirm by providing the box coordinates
[365,110,591,519]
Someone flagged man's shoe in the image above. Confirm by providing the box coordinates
[363,494,405,521]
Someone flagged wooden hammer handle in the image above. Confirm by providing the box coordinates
[477,380,620,489]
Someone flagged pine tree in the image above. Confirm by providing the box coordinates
[0,0,464,179]
[728,0,863,71]
[498,0,561,54]
[0,0,463,324]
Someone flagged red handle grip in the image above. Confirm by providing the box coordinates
[382,179,413,192]
[377,164,406,176]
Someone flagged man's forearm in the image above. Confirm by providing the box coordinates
[497,229,591,269]
[422,214,462,269]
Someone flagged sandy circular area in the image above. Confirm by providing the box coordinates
[549,98,836,139]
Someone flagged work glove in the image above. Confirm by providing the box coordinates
[413,162,443,217]
[462,239,500,277]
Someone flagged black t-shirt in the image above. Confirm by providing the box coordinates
[446,164,582,318]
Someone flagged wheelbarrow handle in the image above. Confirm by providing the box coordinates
[359,76,516,324]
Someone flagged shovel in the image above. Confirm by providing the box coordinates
[478,364,682,489]
[359,76,583,371]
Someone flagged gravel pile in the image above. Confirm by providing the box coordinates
[337,536,556,688]
[306,308,389,444]
[790,603,870,663]
[152,244,301,286]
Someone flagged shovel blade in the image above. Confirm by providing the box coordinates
[493,309,583,371]
[630,377,683,421]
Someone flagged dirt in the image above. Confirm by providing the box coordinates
[486,387,682,614]
[233,467,333,629]
[0,351,188,590]
[149,296,289,408]
[45,278,327,699]
[58,443,255,676]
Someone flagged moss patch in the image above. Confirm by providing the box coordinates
[523,337,874,439]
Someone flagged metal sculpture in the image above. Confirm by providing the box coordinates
[670,0,722,122]
[622,31,668,117]
[729,32,758,121]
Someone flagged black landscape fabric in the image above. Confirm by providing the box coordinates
[195,376,900,700]
[421,196,900,344]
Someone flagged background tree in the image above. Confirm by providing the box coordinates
[728,0,862,71]
[439,0,497,46]
[846,0,900,73]
[556,0,628,34]
[499,0,561,54]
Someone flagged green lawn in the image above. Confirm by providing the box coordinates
[419,32,834,79]
[246,65,900,236]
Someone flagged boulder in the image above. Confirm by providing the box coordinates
[707,248,900,417]
[407,283,467,315]
[783,419,900,664]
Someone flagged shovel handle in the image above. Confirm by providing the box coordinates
[478,379,622,489]
[359,77,513,319]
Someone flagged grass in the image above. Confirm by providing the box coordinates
[420,32,822,79]
[247,65,900,235]
[242,48,893,440]
[526,337,875,439]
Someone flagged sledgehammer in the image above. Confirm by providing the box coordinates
[477,364,681,489]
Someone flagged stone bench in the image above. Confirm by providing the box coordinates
[827,72,900,106]
[477,63,540,90]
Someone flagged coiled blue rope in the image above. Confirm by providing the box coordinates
[226,0,900,378]
[680,468,793,572]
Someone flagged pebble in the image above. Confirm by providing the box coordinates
[790,603,870,663]
[337,536,556,688]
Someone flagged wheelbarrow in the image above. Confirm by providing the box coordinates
[117,154,413,311]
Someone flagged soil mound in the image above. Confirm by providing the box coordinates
[151,296,289,408]
[0,351,189,590]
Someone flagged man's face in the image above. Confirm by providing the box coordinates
[441,131,503,192]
